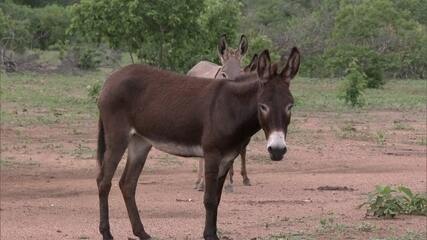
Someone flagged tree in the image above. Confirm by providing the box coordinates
[329,0,427,80]
[0,2,70,50]
[69,0,240,72]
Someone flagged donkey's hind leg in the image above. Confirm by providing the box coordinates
[241,139,251,186]
[240,147,251,186]
[119,134,152,240]
[97,130,129,240]
[223,165,234,193]
[195,158,205,191]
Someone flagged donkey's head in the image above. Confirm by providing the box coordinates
[256,48,300,161]
[217,34,248,80]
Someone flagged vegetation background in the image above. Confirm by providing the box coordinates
[0,1,426,239]
[1,0,426,79]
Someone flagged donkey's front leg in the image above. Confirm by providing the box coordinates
[203,153,232,240]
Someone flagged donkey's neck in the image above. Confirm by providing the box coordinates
[219,79,261,141]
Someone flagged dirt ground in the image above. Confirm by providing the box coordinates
[1,111,426,240]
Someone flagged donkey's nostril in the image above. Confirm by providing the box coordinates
[268,145,287,161]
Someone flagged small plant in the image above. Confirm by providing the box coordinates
[339,59,367,107]
[317,216,348,233]
[417,137,427,146]
[375,131,386,145]
[359,185,427,218]
[359,185,403,218]
[398,186,427,215]
[357,222,376,232]
[87,81,102,102]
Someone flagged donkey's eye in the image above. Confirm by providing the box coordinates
[221,73,227,79]
[259,104,269,113]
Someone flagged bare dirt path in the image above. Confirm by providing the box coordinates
[1,111,426,240]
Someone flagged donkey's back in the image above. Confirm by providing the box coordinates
[187,61,221,78]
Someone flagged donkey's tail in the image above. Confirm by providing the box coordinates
[97,117,106,167]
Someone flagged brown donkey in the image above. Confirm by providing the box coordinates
[188,34,256,192]
[97,47,300,240]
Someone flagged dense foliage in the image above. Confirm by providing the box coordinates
[1,0,426,77]
[68,0,240,71]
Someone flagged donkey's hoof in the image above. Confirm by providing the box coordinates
[102,232,114,240]
[224,184,234,193]
[243,178,251,186]
[204,236,219,240]
[197,182,204,191]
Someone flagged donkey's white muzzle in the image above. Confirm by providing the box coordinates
[267,131,287,161]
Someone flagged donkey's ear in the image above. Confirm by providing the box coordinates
[238,34,249,57]
[244,54,258,72]
[257,50,271,80]
[217,34,228,63]
[281,47,300,83]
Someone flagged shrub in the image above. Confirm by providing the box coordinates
[59,42,101,70]
[398,186,427,216]
[0,2,70,51]
[359,185,427,218]
[364,58,385,88]
[326,45,385,88]
[77,47,101,70]
[338,60,366,107]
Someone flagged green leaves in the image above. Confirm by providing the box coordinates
[359,185,427,218]
[69,0,239,72]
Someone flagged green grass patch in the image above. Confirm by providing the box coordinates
[293,78,426,112]
[1,72,426,127]
[1,71,106,125]
[392,120,414,131]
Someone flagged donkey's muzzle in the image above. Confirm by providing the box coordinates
[268,146,287,161]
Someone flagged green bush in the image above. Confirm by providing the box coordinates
[243,33,278,65]
[359,185,427,218]
[326,45,385,88]
[77,47,101,70]
[0,2,70,51]
[398,186,427,216]
[59,42,101,70]
[364,59,385,89]
[339,60,366,107]
[32,4,70,50]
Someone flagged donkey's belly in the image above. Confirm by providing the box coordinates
[149,139,204,157]
[131,129,204,157]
